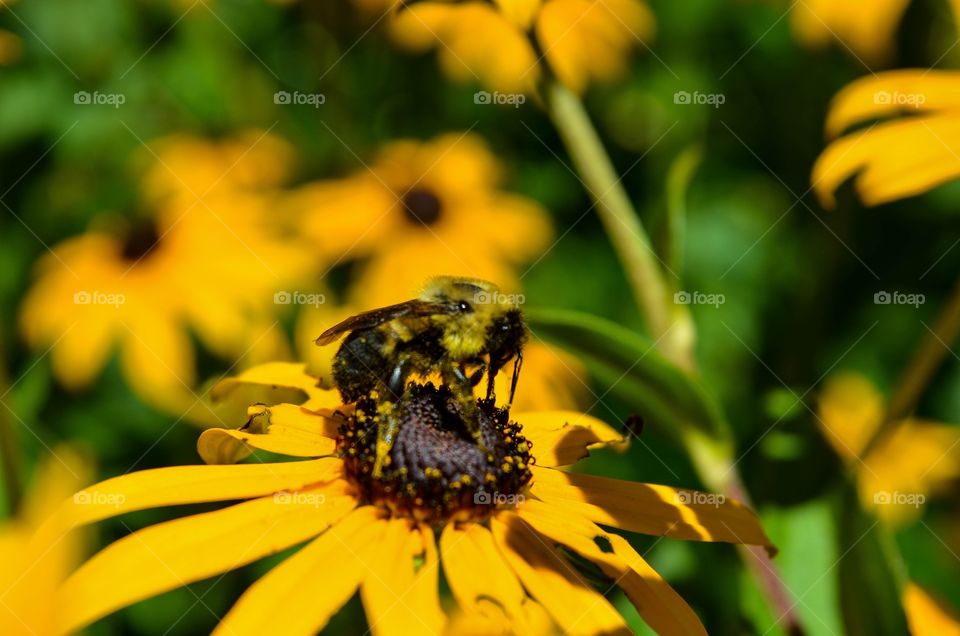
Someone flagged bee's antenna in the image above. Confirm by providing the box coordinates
[507,350,523,407]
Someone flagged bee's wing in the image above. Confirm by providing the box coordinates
[314,300,454,346]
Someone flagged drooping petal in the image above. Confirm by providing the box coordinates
[491,513,631,636]
[825,70,960,138]
[440,522,527,624]
[65,458,343,527]
[57,486,358,634]
[529,466,775,553]
[214,506,388,636]
[518,499,706,636]
[361,519,445,636]
[517,411,624,466]
[538,0,654,94]
[390,2,541,94]
[813,113,960,208]
[197,403,338,464]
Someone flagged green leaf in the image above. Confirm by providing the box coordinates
[527,308,726,439]
[836,481,909,636]
[663,145,702,282]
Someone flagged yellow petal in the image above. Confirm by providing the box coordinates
[816,372,885,461]
[214,506,388,636]
[518,411,624,466]
[491,513,630,636]
[65,458,343,527]
[857,419,960,525]
[813,113,960,208]
[825,70,960,137]
[440,522,526,623]
[790,0,909,63]
[904,583,960,636]
[537,0,653,93]
[361,519,445,636]
[390,3,540,94]
[211,362,341,411]
[58,486,357,633]
[518,499,706,636]
[197,403,338,464]
[529,466,775,553]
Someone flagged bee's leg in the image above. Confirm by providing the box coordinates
[463,357,486,388]
[372,414,399,478]
[442,362,485,447]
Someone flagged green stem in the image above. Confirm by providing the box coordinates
[544,82,695,368]
[683,429,806,634]
[545,81,805,634]
[886,277,960,424]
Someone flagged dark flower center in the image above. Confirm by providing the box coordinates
[338,383,533,523]
[401,188,443,226]
[120,221,161,262]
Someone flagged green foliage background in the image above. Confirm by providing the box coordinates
[1,0,959,634]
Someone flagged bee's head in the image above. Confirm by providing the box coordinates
[421,277,525,359]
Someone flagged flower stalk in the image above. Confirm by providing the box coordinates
[545,80,805,634]
[543,81,694,365]
[885,276,960,425]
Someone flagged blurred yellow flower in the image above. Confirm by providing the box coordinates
[286,132,552,306]
[1,450,87,636]
[813,70,960,208]
[55,363,774,636]
[20,131,312,413]
[791,0,911,63]
[383,0,654,94]
[295,300,589,411]
[817,372,960,524]
[905,583,960,636]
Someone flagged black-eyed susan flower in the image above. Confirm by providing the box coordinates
[379,0,654,95]
[1,450,87,636]
[19,132,312,412]
[56,363,775,635]
[791,0,915,64]
[285,133,552,306]
[817,372,960,524]
[813,70,960,208]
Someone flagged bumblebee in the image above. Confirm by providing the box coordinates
[316,277,527,475]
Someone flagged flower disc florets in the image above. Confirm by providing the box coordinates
[338,383,533,523]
